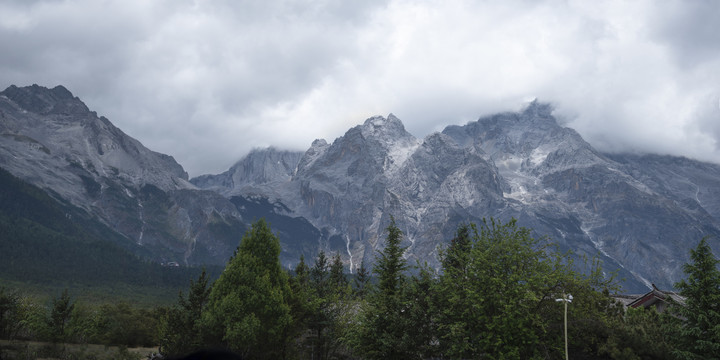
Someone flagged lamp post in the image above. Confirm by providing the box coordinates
[555,293,573,360]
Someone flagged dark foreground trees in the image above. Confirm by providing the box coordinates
[350,217,422,359]
[672,237,720,359]
[9,217,714,359]
[345,217,623,359]
[159,269,211,357]
[201,218,293,359]
[48,289,75,343]
[432,219,621,359]
[0,287,23,340]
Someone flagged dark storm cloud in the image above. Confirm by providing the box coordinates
[1,0,718,176]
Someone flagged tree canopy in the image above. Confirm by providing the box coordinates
[201,218,293,359]
[673,237,720,359]
[10,216,714,360]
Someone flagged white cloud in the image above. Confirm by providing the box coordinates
[1,0,718,176]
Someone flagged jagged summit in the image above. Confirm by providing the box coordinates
[310,139,328,147]
[520,99,554,119]
[0,83,197,202]
[357,113,416,146]
[192,104,720,292]
[190,147,303,196]
[0,84,251,266]
[361,113,407,133]
[4,83,720,292]
[1,84,89,116]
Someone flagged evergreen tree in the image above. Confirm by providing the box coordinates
[375,217,407,298]
[405,264,438,359]
[351,216,416,359]
[441,223,472,272]
[49,289,74,343]
[294,255,310,285]
[435,223,475,358]
[160,269,211,357]
[0,287,22,340]
[434,218,617,359]
[329,253,349,291]
[353,259,371,299]
[202,219,293,359]
[303,251,353,360]
[288,255,311,324]
[311,250,330,298]
[673,237,720,359]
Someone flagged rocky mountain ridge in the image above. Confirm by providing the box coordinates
[2,84,719,292]
[193,102,720,292]
[0,85,311,266]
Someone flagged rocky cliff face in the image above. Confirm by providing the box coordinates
[195,102,720,292]
[0,85,249,265]
[191,147,303,198]
[4,84,717,292]
[440,102,720,290]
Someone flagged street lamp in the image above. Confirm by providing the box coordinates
[555,293,573,360]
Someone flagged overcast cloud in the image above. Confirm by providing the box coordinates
[1,0,719,176]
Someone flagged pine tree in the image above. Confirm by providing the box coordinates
[375,217,407,298]
[201,219,293,359]
[674,237,720,359]
[329,253,349,292]
[311,250,329,298]
[351,216,416,359]
[435,223,476,358]
[294,255,310,284]
[288,255,312,326]
[353,259,370,299]
[405,264,438,359]
[49,289,74,343]
[303,251,353,360]
[160,269,211,357]
[435,218,593,358]
[0,287,22,340]
[441,223,472,272]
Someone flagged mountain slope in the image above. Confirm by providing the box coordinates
[441,102,720,289]
[195,102,720,292]
[0,85,319,268]
[0,166,217,288]
[3,83,718,293]
[0,85,242,265]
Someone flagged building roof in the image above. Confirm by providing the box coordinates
[626,284,686,309]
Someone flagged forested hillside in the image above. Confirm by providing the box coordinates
[2,216,718,359]
[0,166,220,291]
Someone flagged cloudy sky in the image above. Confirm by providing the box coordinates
[1,0,719,176]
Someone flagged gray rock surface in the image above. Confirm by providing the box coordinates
[4,84,718,292]
[195,101,720,292]
[0,85,245,265]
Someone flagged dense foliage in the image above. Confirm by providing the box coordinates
[158,269,211,357]
[350,217,421,359]
[3,216,719,360]
[201,218,294,359]
[0,288,162,348]
[672,237,720,359]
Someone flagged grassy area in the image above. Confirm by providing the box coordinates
[0,277,183,309]
[0,340,158,360]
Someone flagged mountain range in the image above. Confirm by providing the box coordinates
[2,84,719,293]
